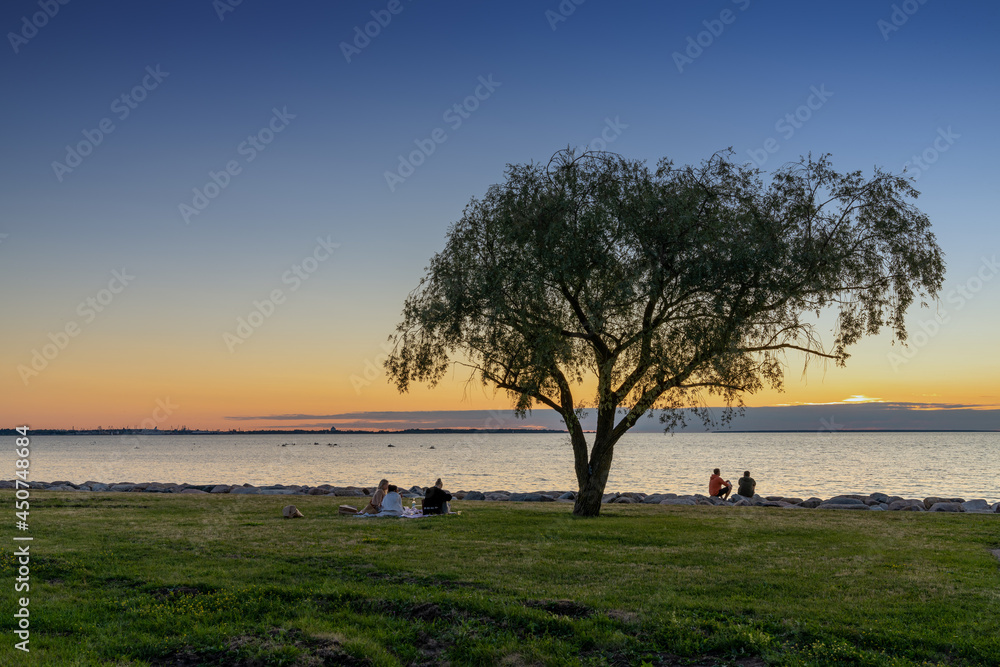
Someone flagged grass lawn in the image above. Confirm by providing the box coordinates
[2,491,999,666]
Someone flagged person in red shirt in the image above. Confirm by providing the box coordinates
[708,468,732,500]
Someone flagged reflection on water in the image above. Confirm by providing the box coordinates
[5,431,998,502]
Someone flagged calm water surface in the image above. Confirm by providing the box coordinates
[5,432,998,501]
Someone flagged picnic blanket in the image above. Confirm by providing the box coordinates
[352,507,457,519]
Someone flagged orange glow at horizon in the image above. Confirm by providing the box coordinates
[5,329,998,430]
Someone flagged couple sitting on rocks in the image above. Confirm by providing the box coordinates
[709,469,756,500]
[357,478,453,517]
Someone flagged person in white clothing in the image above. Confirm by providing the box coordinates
[379,484,404,517]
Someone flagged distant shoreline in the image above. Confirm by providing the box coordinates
[3,428,997,436]
[0,428,570,436]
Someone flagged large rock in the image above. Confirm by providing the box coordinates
[87,482,110,492]
[960,499,992,513]
[484,492,510,501]
[659,497,696,506]
[642,494,672,504]
[898,503,926,511]
[307,487,329,495]
[0,480,15,489]
[510,492,555,502]
[824,496,867,506]
[49,484,79,492]
[464,491,486,501]
[557,492,575,501]
[602,493,619,503]
[261,489,298,495]
[924,496,965,510]
[818,496,870,510]
[332,487,366,497]
[928,502,963,512]
[888,499,923,511]
[868,492,890,504]
[210,485,232,493]
[110,484,136,492]
[611,496,635,504]
[230,487,262,495]
[180,488,209,494]
[733,498,754,507]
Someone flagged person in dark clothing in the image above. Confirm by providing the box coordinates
[422,478,452,515]
[737,471,756,498]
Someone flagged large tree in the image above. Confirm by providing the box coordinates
[384,150,945,517]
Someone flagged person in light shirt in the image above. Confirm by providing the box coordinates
[361,479,389,514]
[379,484,404,517]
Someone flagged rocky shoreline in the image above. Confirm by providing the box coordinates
[4,480,1000,513]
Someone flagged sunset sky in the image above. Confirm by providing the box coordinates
[2,0,998,431]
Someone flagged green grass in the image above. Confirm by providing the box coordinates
[2,492,999,666]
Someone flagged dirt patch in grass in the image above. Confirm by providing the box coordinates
[410,602,444,622]
[150,627,367,667]
[525,599,592,618]
[410,630,449,667]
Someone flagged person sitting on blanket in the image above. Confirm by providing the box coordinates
[360,479,389,514]
[423,478,452,515]
[379,484,404,517]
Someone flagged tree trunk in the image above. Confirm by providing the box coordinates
[572,435,616,517]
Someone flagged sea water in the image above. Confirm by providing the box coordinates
[4,431,998,502]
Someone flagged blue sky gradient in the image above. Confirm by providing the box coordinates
[2,0,998,429]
